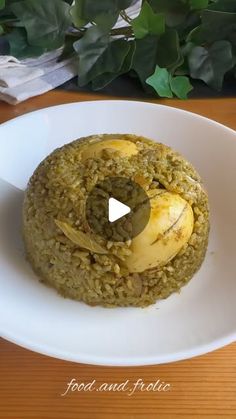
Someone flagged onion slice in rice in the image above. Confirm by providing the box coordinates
[55,220,108,254]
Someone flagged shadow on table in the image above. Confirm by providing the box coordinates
[59,73,236,100]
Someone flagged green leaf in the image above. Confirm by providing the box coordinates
[146,65,173,97]
[92,73,119,90]
[6,27,46,58]
[74,26,131,86]
[189,0,208,10]
[175,41,194,75]
[156,29,181,70]
[70,0,88,27]
[147,0,189,27]
[132,35,159,85]
[207,0,236,12]
[92,41,136,90]
[81,39,130,85]
[0,1,17,21]
[229,31,236,56]
[188,40,234,90]
[93,13,119,29]
[71,0,119,28]
[119,0,139,8]
[0,0,5,10]
[146,65,193,98]
[0,23,3,34]
[4,0,23,3]
[74,26,110,82]
[188,10,236,44]
[169,75,193,98]
[71,0,138,29]
[176,11,200,42]
[131,1,165,39]
[11,0,71,49]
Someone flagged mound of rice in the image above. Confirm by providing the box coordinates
[23,134,209,307]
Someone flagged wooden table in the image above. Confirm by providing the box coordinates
[0,92,236,419]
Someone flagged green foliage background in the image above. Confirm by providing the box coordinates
[0,0,235,98]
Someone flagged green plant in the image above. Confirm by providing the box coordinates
[1,0,236,98]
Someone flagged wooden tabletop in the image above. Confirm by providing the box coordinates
[0,92,236,419]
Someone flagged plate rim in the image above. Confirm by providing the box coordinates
[1,99,235,137]
[1,327,236,366]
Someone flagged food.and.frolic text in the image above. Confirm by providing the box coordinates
[61,378,171,397]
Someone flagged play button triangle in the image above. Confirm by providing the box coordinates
[108,197,131,223]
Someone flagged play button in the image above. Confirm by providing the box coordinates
[86,177,151,242]
[108,198,131,222]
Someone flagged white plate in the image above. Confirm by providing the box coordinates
[0,100,236,366]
